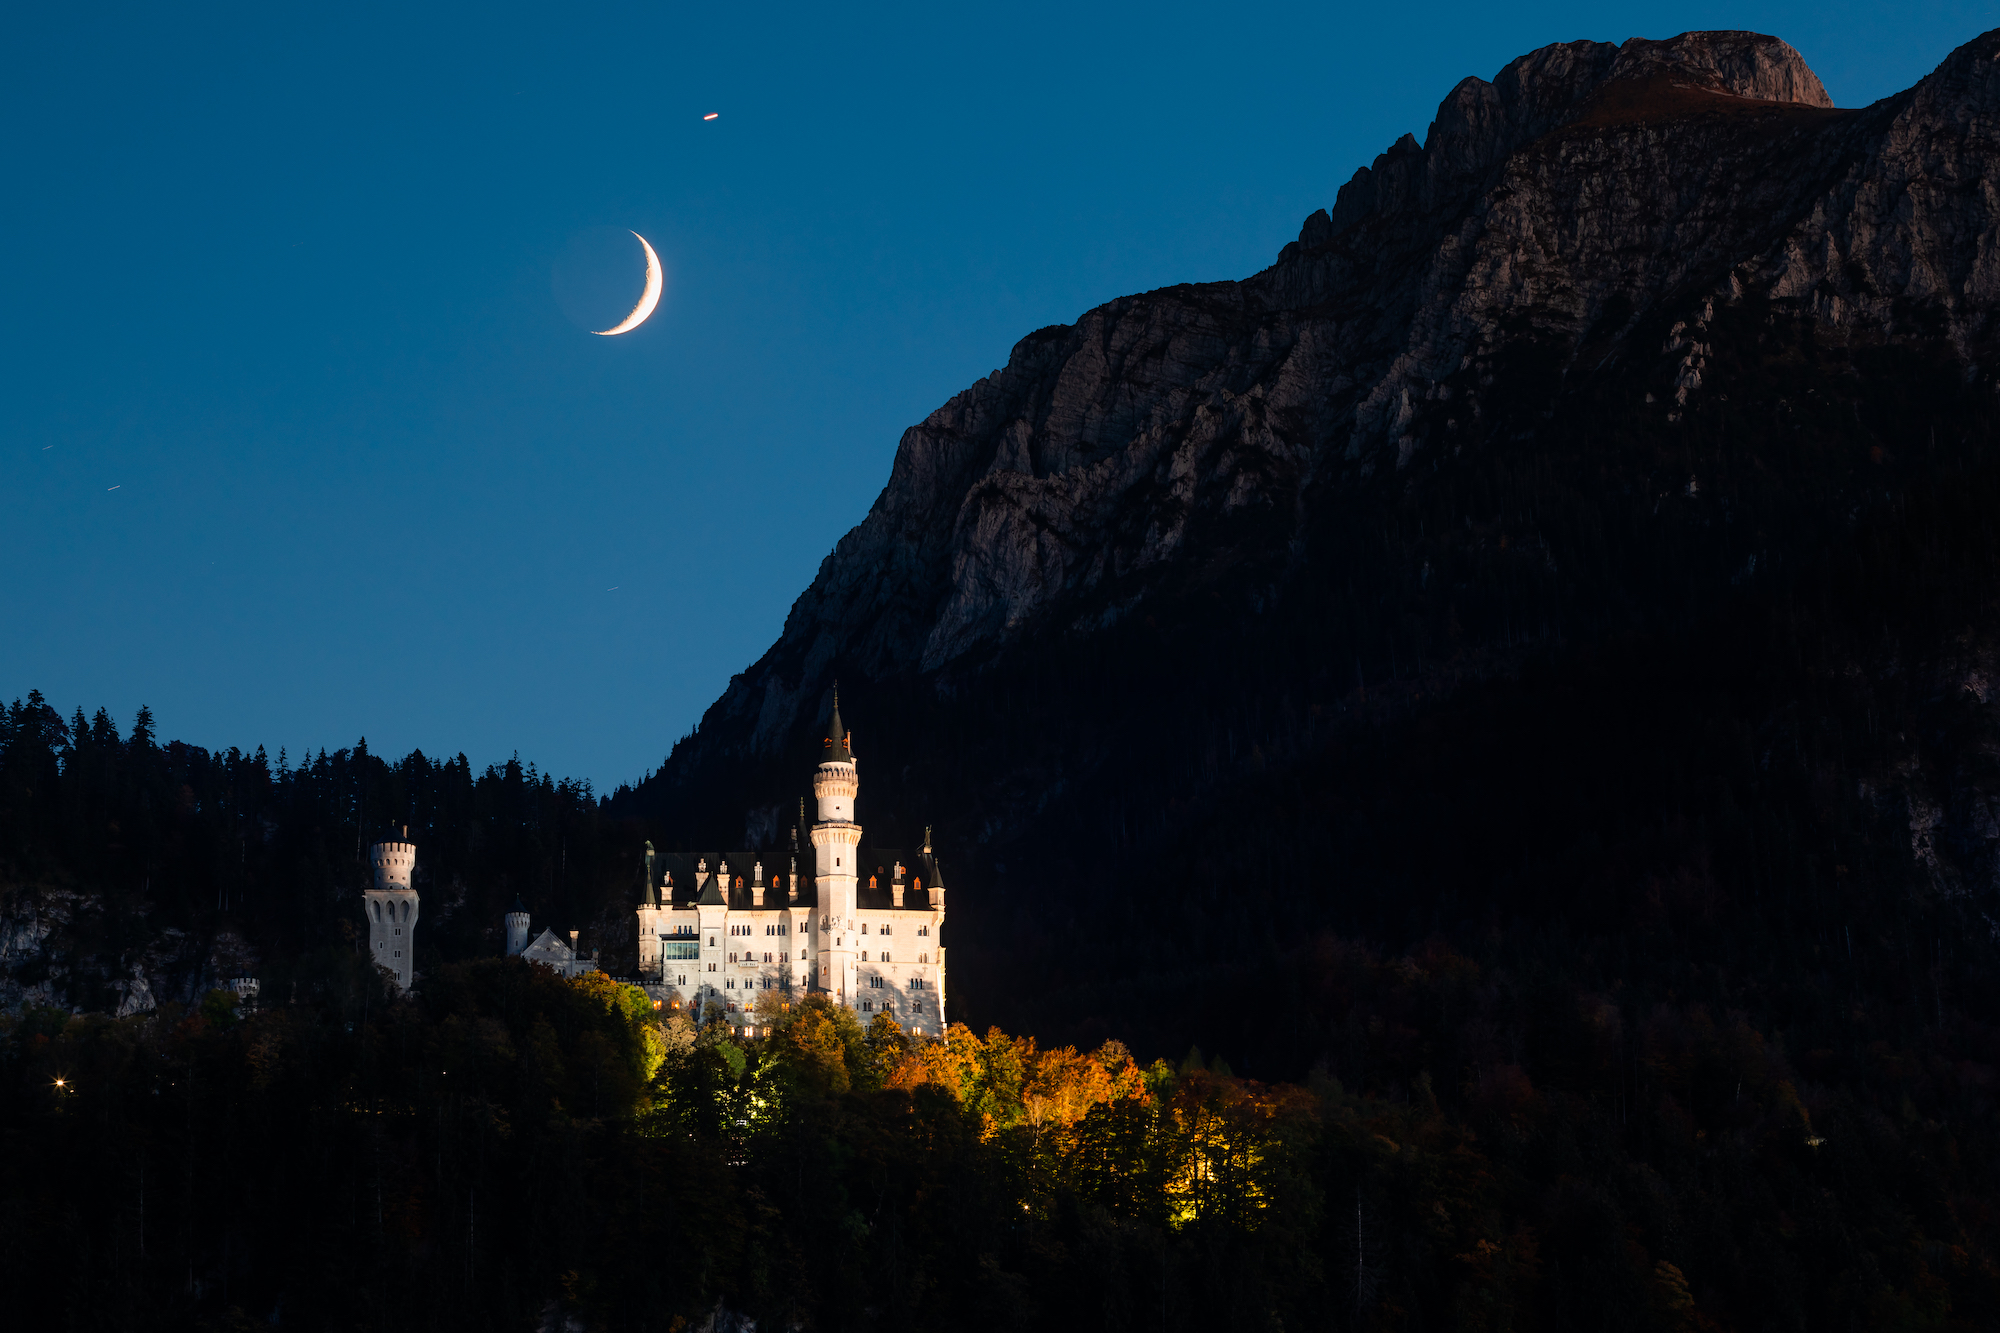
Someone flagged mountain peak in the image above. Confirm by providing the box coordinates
[1322,31,1835,238]
[1609,31,1833,107]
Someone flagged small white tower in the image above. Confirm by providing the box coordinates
[811,691,863,1002]
[505,894,530,956]
[362,826,420,992]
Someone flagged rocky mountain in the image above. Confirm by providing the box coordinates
[674,29,1987,695]
[622,28,2000,1068]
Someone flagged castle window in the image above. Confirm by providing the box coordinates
[882,952,891,963]
[860,951,869,962]
[394,926,402,936]
[869,875,877,889]
[870,976,884,988]
[882,925,892,935]
[862,1000,873,1012]
[393,950,402,958]
[763,952,772,963]
[861,923,869,934]
[708,963,717,971]
[910,977,926,990]
[677,975,686,986]
[725,979,734,989]
[918,926,929,936]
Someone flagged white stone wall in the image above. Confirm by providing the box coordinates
[364,888,418,991]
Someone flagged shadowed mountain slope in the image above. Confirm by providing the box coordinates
[618,29,2000,1075]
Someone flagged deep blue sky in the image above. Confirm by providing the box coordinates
[2,1,1989,788]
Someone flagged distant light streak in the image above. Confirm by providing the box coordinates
[703,113,718,120]
[107,485,119,491]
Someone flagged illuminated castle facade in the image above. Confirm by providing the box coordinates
[634,699,947,1037]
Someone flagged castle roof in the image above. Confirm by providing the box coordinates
[825,692,852,764]
[641,846,942,913]
[518,927,575,966]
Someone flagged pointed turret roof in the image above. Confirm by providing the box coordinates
[825,688,853,763]
[510,893,527,915]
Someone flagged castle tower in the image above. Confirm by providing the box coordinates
[505,894,530,956]
[811,692,862,1001]
[363,826,420,992]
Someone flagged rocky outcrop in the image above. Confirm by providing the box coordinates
[648,28,2000,784]
[0,885,254,1015]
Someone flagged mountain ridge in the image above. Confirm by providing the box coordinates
[636,25,1998,771]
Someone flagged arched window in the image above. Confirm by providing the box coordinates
[371,901,381,922]
[868,875,877,889]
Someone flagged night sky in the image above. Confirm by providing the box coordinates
[2,0,1984,787]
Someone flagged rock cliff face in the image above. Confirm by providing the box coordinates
[628,29,2000,1052]
[652,28,1999,762]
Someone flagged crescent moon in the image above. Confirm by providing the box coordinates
[594,232,663,335]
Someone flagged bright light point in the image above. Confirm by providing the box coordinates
[703,112,718,120]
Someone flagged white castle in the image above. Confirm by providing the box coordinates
[363,826,420,992]
[634,697,948,1037]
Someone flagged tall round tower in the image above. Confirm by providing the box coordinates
[505,894,530,956]
[362,826,421,992]
[810,693,862,1001]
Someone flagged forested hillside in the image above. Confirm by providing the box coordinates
[0,694,652,1009]
[8,966,1994,1332]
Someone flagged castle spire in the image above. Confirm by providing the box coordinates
[825,685,853,763]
